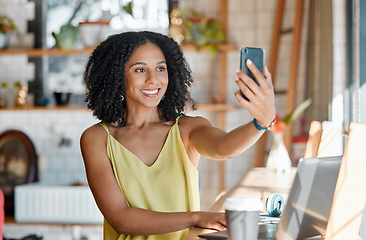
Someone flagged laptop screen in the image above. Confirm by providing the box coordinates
[274,155,342,240]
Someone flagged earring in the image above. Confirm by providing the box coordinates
[121,95,124,101]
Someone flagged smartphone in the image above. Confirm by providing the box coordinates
[239,47,265,100]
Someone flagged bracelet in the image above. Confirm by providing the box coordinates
[253,118,276,131]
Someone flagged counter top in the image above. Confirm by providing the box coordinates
[183,167,297,240]
[4,168,295,235]
[4,216,102,227]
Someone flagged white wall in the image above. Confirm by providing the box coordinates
[0,109,98,185]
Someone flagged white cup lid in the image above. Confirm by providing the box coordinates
[224,197,263,211]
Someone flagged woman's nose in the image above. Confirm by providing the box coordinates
[145,71,157,84]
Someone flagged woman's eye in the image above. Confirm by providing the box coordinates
[157,66,166,72]
[135,68,145,73]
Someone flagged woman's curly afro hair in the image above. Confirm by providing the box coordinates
[84,31,195,126]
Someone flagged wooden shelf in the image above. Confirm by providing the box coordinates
[0,48,95,57]
[195,103,238,111]
[1,104,238,112]
[0,106,89,111]
[0,43,237,57]
[181,43,237,52]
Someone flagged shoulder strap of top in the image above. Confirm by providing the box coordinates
[176,115,183,124]
[99,122,110,135]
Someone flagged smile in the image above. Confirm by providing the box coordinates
[141,88,159,96]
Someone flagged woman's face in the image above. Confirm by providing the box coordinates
[124,42,168,109]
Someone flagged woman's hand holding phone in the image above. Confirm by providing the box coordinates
[234,59,276,128]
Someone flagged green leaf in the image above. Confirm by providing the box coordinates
[282,98,312,125]
[122,2,133,16]
[1,81,8,88]
[207,44,219,58]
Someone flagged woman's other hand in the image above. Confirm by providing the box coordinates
[234,60,276,128]
[191,211,227,231]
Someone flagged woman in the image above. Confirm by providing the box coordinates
[80,31,275,240]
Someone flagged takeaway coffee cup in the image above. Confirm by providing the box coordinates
[224,197,263,240]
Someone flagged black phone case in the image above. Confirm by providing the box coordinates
[239,47,265,100]
[198,230,227,240]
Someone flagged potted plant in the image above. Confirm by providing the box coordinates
[267,98,312,173]
[178,8,226,57]
[0,14,17,49]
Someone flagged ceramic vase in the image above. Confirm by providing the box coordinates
[0,33,12,49]
[266,132,292,173]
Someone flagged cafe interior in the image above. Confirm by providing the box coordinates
[0,0,365,239]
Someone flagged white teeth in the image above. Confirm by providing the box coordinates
[141,89,158,94]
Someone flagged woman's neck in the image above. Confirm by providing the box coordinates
[124,107,163,128]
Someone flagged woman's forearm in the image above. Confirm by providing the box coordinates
[109,208,226,236]
[189,117,265,160]
[111,208,193,235]
[215,120,264,159]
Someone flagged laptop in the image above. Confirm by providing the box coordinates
[199,155,342,240]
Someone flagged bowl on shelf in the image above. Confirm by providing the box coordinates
[79,21,109,48]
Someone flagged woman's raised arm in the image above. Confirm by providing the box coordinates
[186,61,275,161]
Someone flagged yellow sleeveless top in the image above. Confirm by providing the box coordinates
[99,117,200,240]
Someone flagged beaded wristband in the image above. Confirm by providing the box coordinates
[253,118,276,131]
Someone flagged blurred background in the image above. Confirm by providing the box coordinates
[0,0,365,239]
